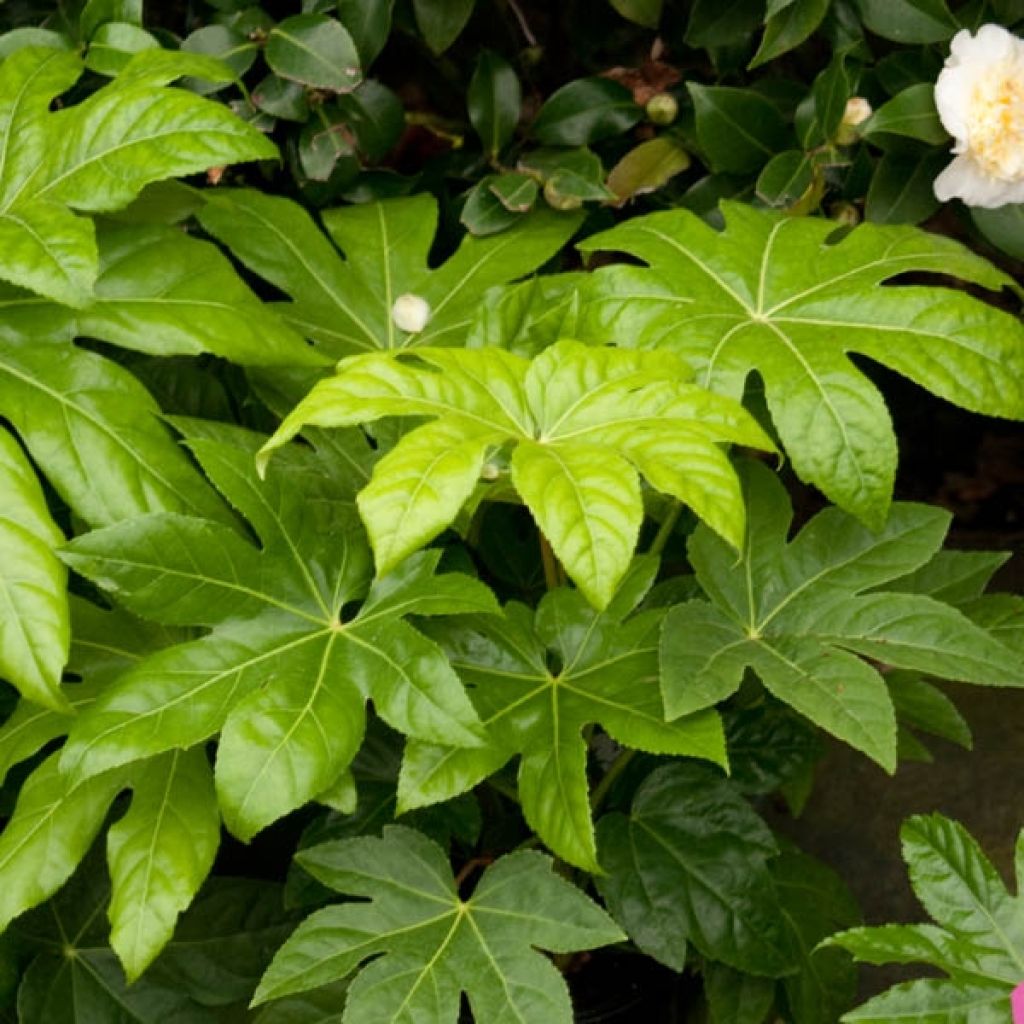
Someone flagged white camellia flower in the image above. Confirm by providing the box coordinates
[933,23,1024,208]
[391,293,431,334]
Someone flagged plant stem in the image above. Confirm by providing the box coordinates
[649,500,682,556]
[540,533,561,590]
[590,749,636,811]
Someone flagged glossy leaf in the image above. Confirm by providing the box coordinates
[579,201,1024,525]
[751,0,830,67]
[608,0,663,27]
[337,0,394,66]
[827,814,1024,1020]
[413,0,475,54]
[532,78,641,146]
[596,762,797,974]
[660,463,1022,771]
[400,561,727,871]
[468,50,520,157]
[60,427,494,841]
[854,0,958,43]
[261,340,772,608]
[607,136,692,202]
[0,426,69,709]
[254,826,624,1021]
[687,84,791,174]
[864,83,948,144]
[197,189,582,357]
[265,14,362,93]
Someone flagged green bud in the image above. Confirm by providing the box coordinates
[645,93,679,126]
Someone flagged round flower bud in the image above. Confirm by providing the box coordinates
[645,93,679,126]
[391,293,431,334]
[543,179,583,211]
[933,24,1024,208]
[835,97,873,144]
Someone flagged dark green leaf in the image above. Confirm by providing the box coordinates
[337,0,394,66]
[866,150,947,224]
[756,150,814,207]
[688,84,791,174]
[750,0,830,67]
[864,84,948,144]
[266,14,363,93]
[854,0,958,43]
[608,0,663,27]
[468,50,520,157]
[532,78,641,146]
[972,204,1024,261]
[413,0,475,54]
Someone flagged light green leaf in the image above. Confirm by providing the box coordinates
[197,190,582,357]
[60,433,489,840]
[254,826,623,1022]
[596,762,796,974]
[262,340,771,608]
[108,748,220,981]
[0,753,125,933]
[607,136,692,202]
[0,338,228,527]
[400,563,727,871]
[579,202,1024,525]
[0,426,69,708]
[661,463,1020,770]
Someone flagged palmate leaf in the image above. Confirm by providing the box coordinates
[260,339,773,609]
[58,422,497,842]
[0,426,69,709]
[596,762,798,976]
[578,202,1024,527]
[826,814,1024,1021]
[254,826,624,1023]
[0,601,219,980]
[399,559,727,871]
[661,462,1023,772]
[0,47,275,306]
[196,189,583,357]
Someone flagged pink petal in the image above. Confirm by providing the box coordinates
[1012,982,1024,1024]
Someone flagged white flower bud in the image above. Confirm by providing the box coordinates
[391,293,431,334]
[835,97,873,144]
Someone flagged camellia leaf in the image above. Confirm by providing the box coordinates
[399,559,727,871]
[413,0,476,54]
[0,426,69,709]
[253,826,624,1021]
[468,50,521,158]
[197,189,582,357]
[660,462,1023,772]
[532,77,641,146]
[826,813,1024,1020]
[59,423,496,842]
[0,47,275,305]
[596,762,797,975]
[259,340,773,609]
[265,14,362,93]
[579,201,1024,526]
[749,0,830,68]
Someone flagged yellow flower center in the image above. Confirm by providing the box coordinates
[968,68,1024,180]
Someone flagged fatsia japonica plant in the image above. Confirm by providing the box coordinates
[0,2,1024,1021]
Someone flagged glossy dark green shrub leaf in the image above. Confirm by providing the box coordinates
[468,50,520,157]
[198,190,581,356]
[532,78,641,146]
[608,0,663,27]
[255,827,624,1021]
[864,83,948,144]
[265,14,362,93]
[705,962,776,1024]
[607,136,692,202]
[519,147,614,202]
[580,202,1024,525]
[260,340,772,608]
[826,814,1024,1021]
[413,0,475,54]
[597,762,797,974]
[660,463,1022,771]
[400,560,727,871]
[865,149,946,224]
[337,0,394,66]
[688,84,791,174]
[973,203,1024,261]
[854,0,958,43]
[750,0,830,67]
[756,150,814,207]
[180,25,259,94]
[60,424,496,841]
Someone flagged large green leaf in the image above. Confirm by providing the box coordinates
[59,424,496,841]
[827,814,1024,1021]
[107,748,220,981]
[197,190,582,358]
[596,762,797,975]
[254,826,624,1022]
[259,339,772,609]
[0,47,275,305]
[661,462,1023,772]
[578,202,1024,526]
[399,559,727,871]
[0,426,69,708]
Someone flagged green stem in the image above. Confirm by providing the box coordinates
[649,501,682,556]
[540,533,560,590]
[590,749,636,811]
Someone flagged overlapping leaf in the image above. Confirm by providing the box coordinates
[596,762,797,975]
[59,423,497,842]
[196,189,583,357]
[254,826,624,1023]
[399,558,727,871]
[661,462,1023,772]
[578,202,1024,526]
[826,813,1024,1021]
[0,426,68,709]
[260,339,773,608]
[0,47,275,306]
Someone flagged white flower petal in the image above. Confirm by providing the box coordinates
[934,154,1022,208]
